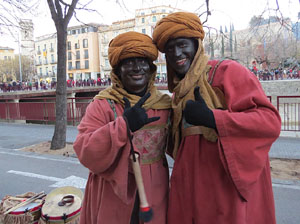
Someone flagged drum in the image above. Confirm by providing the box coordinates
[0,195,43,224]
[38,186,83,224]
[9,202,43,224]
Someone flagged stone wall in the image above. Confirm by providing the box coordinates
[260,80,300,107]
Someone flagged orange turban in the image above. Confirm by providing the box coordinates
[152,12,205,52]
[108,31,158,68]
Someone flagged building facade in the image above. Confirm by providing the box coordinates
[0,47,15,82]
[98,5,181,79]
[35,33,57,82]
[35,23,107,82]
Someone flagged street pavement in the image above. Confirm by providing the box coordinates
[0,122,300,223]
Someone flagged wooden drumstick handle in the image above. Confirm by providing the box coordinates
[130,154,148,208]
[130,154,153,222]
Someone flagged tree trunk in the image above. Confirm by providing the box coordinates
[51,27,67,150]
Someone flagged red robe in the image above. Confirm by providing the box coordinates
[167,60,281,224]
[74,99,169,224]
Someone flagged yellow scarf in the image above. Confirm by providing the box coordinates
[170,39,226,158]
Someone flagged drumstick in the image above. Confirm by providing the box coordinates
[124,116,153,222]
[130,154,152,222]
[7,197,43,203]
[4,192,46,215]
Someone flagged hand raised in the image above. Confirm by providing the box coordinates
[183,86,216,129]
[123,92,160,132]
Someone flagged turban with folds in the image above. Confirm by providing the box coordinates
[152,12,205,53]
[108,31,158,68]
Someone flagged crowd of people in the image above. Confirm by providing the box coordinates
[0,76,169,93]
[1,68,299,94]
[252,67,300,80]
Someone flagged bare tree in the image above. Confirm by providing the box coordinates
[47,0,79,150]
[0,0,39,39]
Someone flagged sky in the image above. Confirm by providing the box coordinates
[1,0,300,51]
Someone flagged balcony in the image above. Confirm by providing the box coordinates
[50,60,57,64]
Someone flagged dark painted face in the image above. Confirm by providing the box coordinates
[165,37,197,79]
[118,57,152,95]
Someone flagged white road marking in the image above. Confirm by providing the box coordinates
[7,170,87,189]
[0,151,80,164]
[272,183,300,190]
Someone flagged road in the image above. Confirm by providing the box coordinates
[0,122,300,223]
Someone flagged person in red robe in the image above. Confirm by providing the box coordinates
[73,31,171,224]
[153,12,281,224]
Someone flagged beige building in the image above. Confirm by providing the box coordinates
[35,23,107,82]
[67,23,108,81]
[98,5,181,79]
[0,47,15,82]
[0,47,14,60]
[35,33,57,81]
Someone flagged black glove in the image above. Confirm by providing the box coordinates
[123,92,160,132]
[183,86,216,129]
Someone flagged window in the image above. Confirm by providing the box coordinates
[151,10,156,13]
[67,42,71,50]
[81,27,87,33]
[38,56,41,64]
[52,66,56,74]
[72,30,76,35]
[68,52,72,60]
[142,18,145,23]
[75,43,80,49]
[76,61,80,69]
[142,29,146,34]
[68,62,72,70]
[44,44,46,50]
[83,39,88,48]
[105,59,109,67]
[51,54,55,63]
[4,56,7,60]
[84,49,89,59]
[152,16,156,22]
[157,65,161,73]
[76,51,80,60]
[39,67,42,75]
[44,57,48,64]
[46,67,48,75]
[162,65,166,73]
[85,60,89,69]
[162,9,166,13]
[141,12,145,16]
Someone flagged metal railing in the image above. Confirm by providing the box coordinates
[277,96,300,131]
[0,97,91,126]
[0,96,299,131]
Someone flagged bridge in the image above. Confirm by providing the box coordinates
[0,84,299,132]
[0,85,168,100]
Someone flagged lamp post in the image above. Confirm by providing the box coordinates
[17,34,22,82]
